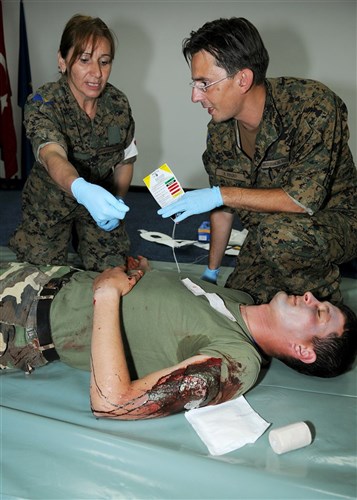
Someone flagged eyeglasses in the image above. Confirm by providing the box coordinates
[189,73,235,93]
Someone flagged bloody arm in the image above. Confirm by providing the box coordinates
[90,267,223,420]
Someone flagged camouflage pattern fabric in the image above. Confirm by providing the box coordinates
[203,78,357,304]
[9,77,135,271]
[0,263,72,371]
[225,211,355,304]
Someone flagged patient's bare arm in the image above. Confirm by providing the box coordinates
[89,266,223,420]
[91,356,223,419]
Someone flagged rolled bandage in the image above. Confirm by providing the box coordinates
[269,422,312,455]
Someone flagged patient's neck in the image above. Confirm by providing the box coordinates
[241,304,276,356]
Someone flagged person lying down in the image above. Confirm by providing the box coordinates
[1,258,356,420]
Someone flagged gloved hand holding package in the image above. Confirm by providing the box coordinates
[158,186,223,223]
[71,177,129,231]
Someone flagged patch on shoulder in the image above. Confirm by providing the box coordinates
[32,93,54,105]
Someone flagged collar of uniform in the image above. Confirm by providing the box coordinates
[253,79,282,166]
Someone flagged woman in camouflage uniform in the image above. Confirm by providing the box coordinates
[9,14,137,271]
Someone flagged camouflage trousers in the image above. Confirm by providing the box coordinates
[0,262,72,371]
[225,211,357,305]
[9,172,130,272]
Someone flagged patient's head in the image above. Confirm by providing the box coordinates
[277,302,357,377]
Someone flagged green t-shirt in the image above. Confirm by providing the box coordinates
[1,264,262,400]
[51,270,261,400]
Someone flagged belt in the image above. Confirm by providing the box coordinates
[36,270,78,362]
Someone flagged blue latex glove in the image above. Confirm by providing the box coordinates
[157,186,223,223]
[71,178,129,231]
[97,218,120,231]
[201,266,220,284]
[98,196,126,231]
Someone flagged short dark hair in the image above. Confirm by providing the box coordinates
[182,17,269,85]
[278,303,357,378]
[59,14,116,73]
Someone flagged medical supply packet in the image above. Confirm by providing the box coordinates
[143,163,184,209]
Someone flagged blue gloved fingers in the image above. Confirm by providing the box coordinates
[210,186,223,206]
[157,186,223,222]
[98,219,120,231]
[71,178,130,227]
[201,266,220,284]
[171,210,189,223]
[96,198,128,229]
[157,198,185,218]
[107,198,130,219]
[92,200,128,223]
[114,197,129,220]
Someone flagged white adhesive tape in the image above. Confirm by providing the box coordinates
[269,422,312,455]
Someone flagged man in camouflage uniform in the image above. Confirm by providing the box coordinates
[9,15,137,272]
[159,17,357,304]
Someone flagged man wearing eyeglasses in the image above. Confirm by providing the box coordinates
[158,17,357,306]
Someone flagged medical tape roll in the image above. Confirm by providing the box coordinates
[269,422,312,454]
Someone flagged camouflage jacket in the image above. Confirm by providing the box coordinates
[24,77,136,191]
[203,78,357,227]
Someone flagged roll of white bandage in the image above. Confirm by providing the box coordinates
[269,422,312,454]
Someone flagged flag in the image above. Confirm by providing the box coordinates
[18,0,34,179]
[0,0,18,179]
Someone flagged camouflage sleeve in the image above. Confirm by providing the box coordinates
[108,86,136,159]
[281,92,351,215]
[24,86,69,162]
[203,81,355,217]
[124,102,136,153]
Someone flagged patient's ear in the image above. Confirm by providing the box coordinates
[293,343,317,364]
